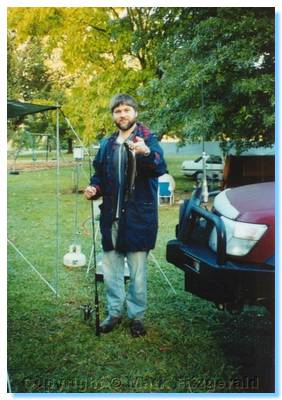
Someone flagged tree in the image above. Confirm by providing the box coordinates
[7,30,57,148]
[7,19,75,151]
[7,8,156,144]
[8,7,274,152]
[139,8,275,152]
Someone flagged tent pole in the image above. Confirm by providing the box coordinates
[62,114,89,156]
[55,104,60,296]
[8,239,60,296]
[7,370,12,393]
[149,252,176,294]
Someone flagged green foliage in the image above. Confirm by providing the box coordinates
[7,27,65,146]
[8,7,274,151]
[139,8,274,152]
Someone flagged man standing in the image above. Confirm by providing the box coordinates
[84,94,167,337]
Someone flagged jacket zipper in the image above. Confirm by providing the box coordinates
[116,144,123,219]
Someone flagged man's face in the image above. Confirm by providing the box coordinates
[112,103,137,131]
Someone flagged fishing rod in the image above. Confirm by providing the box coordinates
[60,109,100,334]
[80,151,100,336]
[89,154,100,336]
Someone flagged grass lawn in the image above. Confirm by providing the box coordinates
[7,154,274,393]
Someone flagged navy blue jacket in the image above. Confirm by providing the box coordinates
[90,123,167,253]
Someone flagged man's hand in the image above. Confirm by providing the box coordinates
[84,185,97,200]
[128,136,150,155]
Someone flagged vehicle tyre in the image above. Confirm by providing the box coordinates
[193,171,202,183]
[194,171,212,183]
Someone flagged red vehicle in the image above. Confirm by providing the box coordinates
[166,181,275,313]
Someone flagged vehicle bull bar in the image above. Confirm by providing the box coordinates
[178,189,227,265]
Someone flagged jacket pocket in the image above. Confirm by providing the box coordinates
[127,201,157,226]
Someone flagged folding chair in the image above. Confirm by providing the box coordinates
[158,181,174,205]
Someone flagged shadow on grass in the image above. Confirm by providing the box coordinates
[208,308,274,393]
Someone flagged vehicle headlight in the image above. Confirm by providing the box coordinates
[209,216,267,256]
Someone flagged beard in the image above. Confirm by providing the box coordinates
[115,118,136,132]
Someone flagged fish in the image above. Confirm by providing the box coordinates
[124,140,136,201]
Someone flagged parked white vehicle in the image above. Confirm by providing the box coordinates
[181,154,224,180]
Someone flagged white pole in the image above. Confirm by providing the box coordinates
[149,252,177,294]
[55,104,60,296]
[7,371,12,393]
[64,116,89,156]
[8,239,59,296]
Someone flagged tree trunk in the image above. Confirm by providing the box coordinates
[67,137,73,154]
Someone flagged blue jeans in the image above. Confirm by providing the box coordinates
[102,222,147,320]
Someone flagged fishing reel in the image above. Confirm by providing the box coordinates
[80,304,94,322]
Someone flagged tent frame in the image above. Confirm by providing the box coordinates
[8,101,61,296]
[7,100,177,297]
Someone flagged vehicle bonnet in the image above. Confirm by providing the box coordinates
[214,182,274,224]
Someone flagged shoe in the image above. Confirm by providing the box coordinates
[99,316,122,334]
[130,319,147,337]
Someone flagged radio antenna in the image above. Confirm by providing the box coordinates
[201,80,209,203]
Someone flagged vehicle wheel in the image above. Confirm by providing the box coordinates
[194,171,211,183]
[194,171,202,183]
